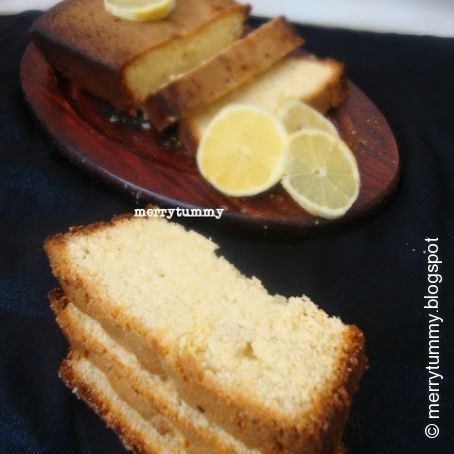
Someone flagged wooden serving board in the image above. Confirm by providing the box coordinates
[21,42,399,235]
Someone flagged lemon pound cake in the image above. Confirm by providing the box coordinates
[143,17,304,130]
[52,290,350,453]
[179,55,347,151]
[45,214,366,453]
[31,0,249,112]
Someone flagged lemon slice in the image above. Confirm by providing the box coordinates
[104,0,176,21]
[276,99,338,136]
[282,129,360,219]
[197,105,288,197]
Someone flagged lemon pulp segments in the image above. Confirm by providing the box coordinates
[275,99,338,136]
[104,0,176,21]
[282,129,360,219]
[197,105,288,197]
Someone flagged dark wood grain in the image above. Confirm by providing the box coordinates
[20,42,399,234]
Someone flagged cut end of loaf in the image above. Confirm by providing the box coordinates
[125,9,248,104]
[142,16,304,130]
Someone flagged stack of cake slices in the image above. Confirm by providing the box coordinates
[32,0,347,151]
[45,214,366,453]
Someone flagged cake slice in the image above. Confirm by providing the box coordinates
[63,353,349,454]
[142,17,304,130]
[51,290,259,454]
[31,0,249,112]
[53,291,348,454]
[60,351,189,453]
[45,213,366,453]
[179,55,347,151]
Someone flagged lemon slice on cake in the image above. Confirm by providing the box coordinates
[104,0,176,21]
[276,99,338,136]
[197,105,288,197]
[282,129,360,219]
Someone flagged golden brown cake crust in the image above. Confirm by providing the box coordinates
[31,0,249,110]
[143,17,304,130]
[301,56,347,113]
[44,213,366,453]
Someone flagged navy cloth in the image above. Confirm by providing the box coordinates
[1,11,453,454]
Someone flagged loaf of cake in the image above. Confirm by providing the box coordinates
[45,213,366,453]
[179,55,347,151]
[142,17,303,130]
[31,0,249,112]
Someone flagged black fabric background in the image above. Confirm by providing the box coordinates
[1,11,453,454]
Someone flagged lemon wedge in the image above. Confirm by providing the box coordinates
[282,129,360,219]
[276,99,338,136]
[104,0,176,21]
[197,105,288,197]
